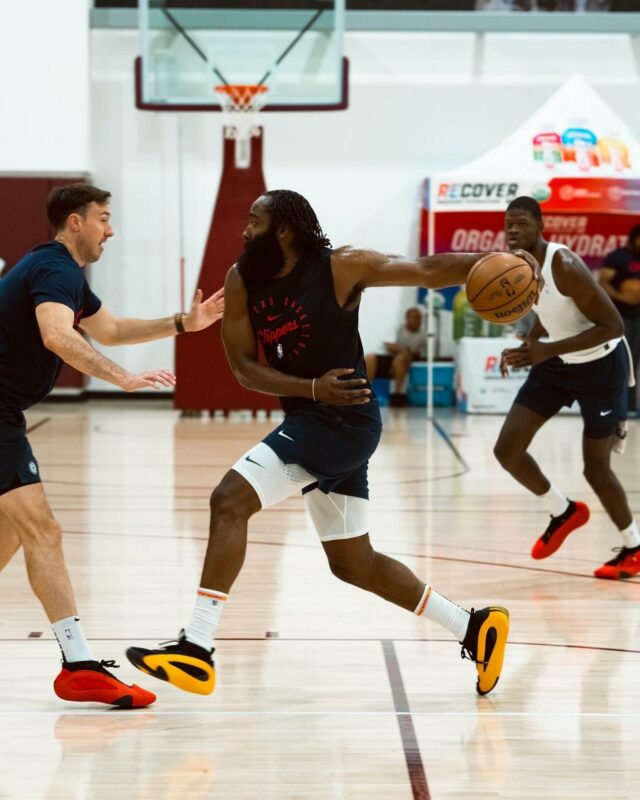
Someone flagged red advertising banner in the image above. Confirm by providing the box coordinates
[424,209,639,270]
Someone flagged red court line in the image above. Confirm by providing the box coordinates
[5,636,639,656]
[382,639,431,800]
[52,527,640,583]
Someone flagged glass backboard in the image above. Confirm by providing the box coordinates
[136,0,348,111]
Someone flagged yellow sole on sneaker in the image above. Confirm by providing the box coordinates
[475,606,509,696]
[140,653,215,696]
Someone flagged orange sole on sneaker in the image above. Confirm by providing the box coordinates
[53,668,156,708]
[531,502,590,560]
[475,607,510,696]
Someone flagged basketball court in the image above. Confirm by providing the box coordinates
[2,2,640,798]
[1,402,638,798]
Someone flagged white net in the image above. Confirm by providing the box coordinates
[215,85,268,168]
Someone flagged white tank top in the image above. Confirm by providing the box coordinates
[535,242,620,364]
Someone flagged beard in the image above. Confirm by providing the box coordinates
[236,228,285,292]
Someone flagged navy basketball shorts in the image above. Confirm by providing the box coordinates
[231,404,382,543]
[514,341,627,439]
[0,410,41,496]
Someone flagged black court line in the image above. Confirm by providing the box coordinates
[430,417,471,474]
[26,417,51,434]
[382,640,431,800]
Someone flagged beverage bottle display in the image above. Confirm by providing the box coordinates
[453,288,504,339]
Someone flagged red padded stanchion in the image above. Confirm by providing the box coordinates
[174,131,279,413]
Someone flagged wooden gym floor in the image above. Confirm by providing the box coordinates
[0,401,638,799]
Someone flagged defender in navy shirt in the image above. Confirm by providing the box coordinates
[0,183,224,707]
[127,189,522,700]
[0,241,102,411]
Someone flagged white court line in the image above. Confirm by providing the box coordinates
[0,710,639,718]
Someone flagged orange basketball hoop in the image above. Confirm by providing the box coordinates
[215,84,269,168]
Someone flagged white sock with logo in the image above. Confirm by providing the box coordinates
[620,520,640,549]
[52,615,94,663]
[540,483,569,518]
[414,586,470,642]
[184,588,229,651]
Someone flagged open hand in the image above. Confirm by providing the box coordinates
[120,370,176,391]
[184,287,225,332]
[314,368,371,406]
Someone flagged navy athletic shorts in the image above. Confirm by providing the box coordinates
[0,408,41,496]
[514,340,627,439]
[263,402,382,500]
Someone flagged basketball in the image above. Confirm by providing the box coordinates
[466,252,538,324]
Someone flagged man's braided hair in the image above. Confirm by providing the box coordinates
[263,190,331,253]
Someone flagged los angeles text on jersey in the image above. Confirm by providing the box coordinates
[437,183,519,203]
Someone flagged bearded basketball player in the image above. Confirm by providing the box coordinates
[496,196,639,580]
[127,190,539,698]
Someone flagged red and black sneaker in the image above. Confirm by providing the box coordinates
[594,545,640,580]
[531,500,590,560]
[54,659,156,708]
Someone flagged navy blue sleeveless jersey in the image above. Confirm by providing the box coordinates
[0,241,101,411]
[246,247,379,422]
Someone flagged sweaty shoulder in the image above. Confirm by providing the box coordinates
[551,246,594,297]
[331,245,394,281]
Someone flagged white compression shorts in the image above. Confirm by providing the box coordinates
[231,442,369,543]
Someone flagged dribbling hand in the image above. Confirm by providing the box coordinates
[313,368,371,406]
[512,249,544,298]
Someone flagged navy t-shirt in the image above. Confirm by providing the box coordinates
[602,247,640,318]
[0,241,102,411]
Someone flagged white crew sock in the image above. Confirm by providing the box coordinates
[414,586,470,642]
[51,615,94,663]
[540,483,570,518]
[184,587,229,651]
[620,520,640,549]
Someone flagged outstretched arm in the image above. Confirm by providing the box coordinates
[330,246,540,306]
[80,288,224,345]
[36,302,175,391]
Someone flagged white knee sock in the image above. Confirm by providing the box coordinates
[620,520,640,549]
[184,587,228,651]
[52,615,94,663]
[540,483,569,517]
[414,586,470,642]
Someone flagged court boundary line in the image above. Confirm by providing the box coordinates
[2,636,639,656]
[47,527,640,583]
[26,417,51,434]
[382,639,431,800]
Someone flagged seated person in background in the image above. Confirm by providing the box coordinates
[365,306,426,407]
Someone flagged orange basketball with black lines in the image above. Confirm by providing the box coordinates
[466,252,537,324]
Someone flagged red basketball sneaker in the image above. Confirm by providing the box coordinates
[531,500,590,560]
[594,545,640,580]
[54,659,156,708]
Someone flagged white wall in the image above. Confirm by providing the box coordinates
[8,21,640,389]
[86,27,640,390]
[0,0,90,174]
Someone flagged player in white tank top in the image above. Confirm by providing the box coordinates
[494,196,640,581]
